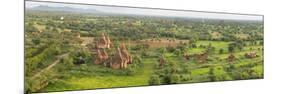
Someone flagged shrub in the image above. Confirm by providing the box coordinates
[133,55,143,67]
[249,71,259,79]
[73,49,92,64]
[208,67,216,81]
[241,72,250,79]
[182,67,191,74]
[148,75,161,85]
[219,48,224,54]
[181,74,192,81]
[123,66,137,76]
[173,49,182,56]
[61,56,74,68]
[166,46,176,53]
[80,64,88,71]
[170,74,181,84]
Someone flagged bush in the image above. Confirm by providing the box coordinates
[141,50,149,57]
[219,48,224,54]
[80,64,88,71]
[208,67,216,81]
[166,46,176,53]
[123,66,137,76]
[224,64,236,72]
[241,72,250,79]
[249,71,259,79]
[73,49,92,64]
[182,67,190,74]
[173,49,182,56]
[171,66,180,74]
[170,74,181,84]
[180,74,192,81]
[61,56,74,68]
[133,55,143,67]
[148,75,161,85]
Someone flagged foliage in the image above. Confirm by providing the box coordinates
[148,75,161,85]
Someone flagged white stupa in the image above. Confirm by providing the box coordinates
[60,16,64,20]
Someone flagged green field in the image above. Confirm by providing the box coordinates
[43,58,156,91]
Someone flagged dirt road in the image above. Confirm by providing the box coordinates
[31,53,69,80]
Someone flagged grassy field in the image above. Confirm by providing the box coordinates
[43,57,156,91]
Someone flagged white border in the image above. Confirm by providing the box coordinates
[1,0,281,94]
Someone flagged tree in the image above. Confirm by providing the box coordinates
[219,48,224,54]
[259,41,264,45]
[32,38,40,45]
[173,49,182,56]
[132,55,143,67]
[191,43,197,48]
[61,56,74,68]
[228,45,235,53]
[114,40,120,48]
[238,46,243,51]
[206,44,215,54]
[189,38,197,44]
[241,72,250,79]
[209,67,216,81]
[26,25,39,32]
[166,45,176,52]
[224,64,235,72]
[73,50,91,64]
[159,47,167,55]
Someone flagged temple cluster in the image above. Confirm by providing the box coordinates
[93,33,132,69]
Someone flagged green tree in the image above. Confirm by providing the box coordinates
[228,45,235,53]
[219,48,224,54]
[173,49,182,56]
[26,25,39,32]
[209,67,216,81]
[61,56,74,68]
[159,47,167,55]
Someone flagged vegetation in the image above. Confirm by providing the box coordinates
[25,8,263,93]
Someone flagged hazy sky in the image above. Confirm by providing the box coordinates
[26,1,263,21]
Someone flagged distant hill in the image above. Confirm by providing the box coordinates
[25,5,262,22]
[26,5,101,14]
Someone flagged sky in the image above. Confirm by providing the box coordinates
[26,1,263,21]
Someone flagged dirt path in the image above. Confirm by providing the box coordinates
[31,53,69,80]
